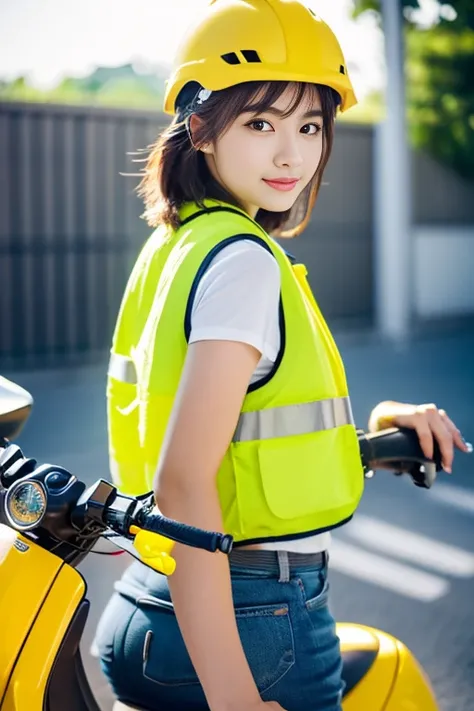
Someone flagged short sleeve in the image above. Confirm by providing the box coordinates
[188,240,281,361]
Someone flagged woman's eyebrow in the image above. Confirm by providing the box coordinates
[244,106,323,119]
[301,109,323,119]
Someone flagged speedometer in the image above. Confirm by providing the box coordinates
[5,480,47,530]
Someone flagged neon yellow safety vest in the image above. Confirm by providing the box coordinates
[107,200,364,545]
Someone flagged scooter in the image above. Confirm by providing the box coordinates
[0,375,462,711]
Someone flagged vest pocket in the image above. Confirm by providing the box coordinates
[258,426,362,520]
[231,425,363,535]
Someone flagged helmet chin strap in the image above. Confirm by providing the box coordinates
[179,85,213,152]
[184,116,211,155]
[185,117,199,151]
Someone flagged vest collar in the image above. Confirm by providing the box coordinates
[178,199,257,226]
[177,199,296,264]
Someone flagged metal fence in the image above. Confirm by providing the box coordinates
[1,101,473,367]
[0,102,163,365]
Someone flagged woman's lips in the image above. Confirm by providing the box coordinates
[262,178,300,192]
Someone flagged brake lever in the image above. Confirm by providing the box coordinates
[406,460,438,489]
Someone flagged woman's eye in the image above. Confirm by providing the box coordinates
[248,119,273,132]
[301,123,322,135]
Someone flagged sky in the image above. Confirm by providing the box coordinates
[0,0,446,100]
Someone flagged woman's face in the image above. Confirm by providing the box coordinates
[198,85,324,218]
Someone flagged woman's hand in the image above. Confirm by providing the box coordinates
[368,401,471,473]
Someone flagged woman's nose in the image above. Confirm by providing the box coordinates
[273,137,304,169]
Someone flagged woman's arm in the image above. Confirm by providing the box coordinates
[153,339,262,711]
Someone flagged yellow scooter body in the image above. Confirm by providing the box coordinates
[0,520,439,711]
[339,623,438,710]
[0,523,85,710]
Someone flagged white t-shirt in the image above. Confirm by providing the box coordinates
[188,239,330,554]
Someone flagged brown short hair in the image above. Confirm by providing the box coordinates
[138,81,340,237]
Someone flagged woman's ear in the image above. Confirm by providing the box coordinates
[188,114,213,154]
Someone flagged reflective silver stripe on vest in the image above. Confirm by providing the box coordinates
[233,396,354,443]
[108,353,137,385]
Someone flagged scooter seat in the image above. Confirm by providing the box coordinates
[341,647,378,697]
[338,624,380,698]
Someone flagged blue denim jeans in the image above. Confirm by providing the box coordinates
[95,551,344,711]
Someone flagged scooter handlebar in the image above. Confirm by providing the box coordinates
[99,490,233,554]
[357,426,443,488]
[359,426,442,468]
[135,508,234,554]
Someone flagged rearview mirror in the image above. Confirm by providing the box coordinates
[0,377,33,440]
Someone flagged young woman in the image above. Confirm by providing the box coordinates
[96,2,468,710]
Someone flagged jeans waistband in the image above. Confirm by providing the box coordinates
[229,549,327,582]
[116,551,328,606]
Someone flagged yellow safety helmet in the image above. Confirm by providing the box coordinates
[164,0,357,116]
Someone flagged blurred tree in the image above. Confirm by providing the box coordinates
[95,77,162,109]
[354,1,474,179]
[354,0,473,29]
[339,89,384,124]
[354,0,418,17]
[0,65,167,110]
[0,76,44,102]
[407,25,474,179]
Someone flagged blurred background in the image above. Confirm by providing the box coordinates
[1,1,473,710]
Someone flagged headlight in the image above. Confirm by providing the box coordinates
[5,480,47,531]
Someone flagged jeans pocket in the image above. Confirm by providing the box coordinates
[299,568,330,611]
[236,602,295,694]
[140,599,201,687]
[140,597,295,694]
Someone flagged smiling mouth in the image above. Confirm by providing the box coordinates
[262,178,300,192]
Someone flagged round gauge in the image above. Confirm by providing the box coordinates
[6,480,47,531]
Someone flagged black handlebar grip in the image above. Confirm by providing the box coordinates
[138,511,233,554]
[359,427,443,471]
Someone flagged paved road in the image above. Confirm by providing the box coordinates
[4,330,474,711]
